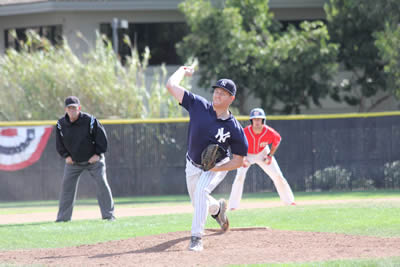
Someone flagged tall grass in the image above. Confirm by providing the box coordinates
[0,30,185,121]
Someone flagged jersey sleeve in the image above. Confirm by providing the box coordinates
[180,91,196,111]
[93,118,108,155]
[180,91,209,113]
[268,126,282,147]
[230,122,248,156]
[55,120,70,158]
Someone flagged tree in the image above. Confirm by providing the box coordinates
[177,0,264,113]
[178,0,338,114]
[256,21,339,114]
[375,23,400,99]
[325,0,400,111]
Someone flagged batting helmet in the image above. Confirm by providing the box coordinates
[249,108,266,124]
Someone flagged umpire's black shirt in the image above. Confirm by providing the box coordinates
[56,112,108,162]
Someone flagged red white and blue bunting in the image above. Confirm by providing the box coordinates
[0,126,53,171]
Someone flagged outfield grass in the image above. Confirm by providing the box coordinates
[1,190,399,213]
[0,190,399,266]
[241,190,400,201]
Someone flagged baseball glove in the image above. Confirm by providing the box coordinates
[200,144,225,171]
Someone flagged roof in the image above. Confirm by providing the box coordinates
[0,0,326,16]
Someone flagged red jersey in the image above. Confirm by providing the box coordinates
[244,125,281,154]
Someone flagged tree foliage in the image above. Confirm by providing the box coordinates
[325,0,400,111]
[0,31,183,121]
[178,0,338,114]
[374,23,400,99]
[255,21,339,114]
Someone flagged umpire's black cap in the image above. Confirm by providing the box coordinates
[64,96,80,107]
[212,79,237,96]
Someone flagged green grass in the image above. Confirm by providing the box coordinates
[0,195,192,215]
[1,190,398,214]
[0,213,193,250]
[230,201,400,237]
[1,190,399,250]
[240,190,400,202]
[0,194,191,210]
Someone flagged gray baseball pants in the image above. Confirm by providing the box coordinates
[56,155,114,221]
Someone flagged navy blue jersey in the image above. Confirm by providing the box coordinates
[181,91,248,165]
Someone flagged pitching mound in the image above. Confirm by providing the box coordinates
[2,227,400,266]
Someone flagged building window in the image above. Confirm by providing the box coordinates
[280,20,326,30]
[4,25,63,51]
[100,22,188,65]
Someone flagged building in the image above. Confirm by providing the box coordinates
[0,0,325,60]
[0,0,398,113]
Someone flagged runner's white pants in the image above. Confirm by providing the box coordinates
[228,149,294,210]
[185,158,228,238]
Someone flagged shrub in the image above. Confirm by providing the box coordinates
[0,30,186,120]
[351,177,376,190]
[384,160,400,189]
[306,165,352,191]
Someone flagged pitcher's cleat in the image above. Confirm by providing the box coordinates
[212,199,229,231]
[188,236,203,251]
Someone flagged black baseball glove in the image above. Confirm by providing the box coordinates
[200,144,226,171]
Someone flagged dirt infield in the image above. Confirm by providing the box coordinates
[1,198,400,266]
[2,228,400,266]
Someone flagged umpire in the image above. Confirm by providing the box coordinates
[55,96,115,222]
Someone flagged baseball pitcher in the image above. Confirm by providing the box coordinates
[166,65,248,252]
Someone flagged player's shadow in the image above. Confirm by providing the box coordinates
[91,231,224,258]
[91,236,189,258]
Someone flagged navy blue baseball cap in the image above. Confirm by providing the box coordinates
[64,96,80,107]
[212,79,237,96]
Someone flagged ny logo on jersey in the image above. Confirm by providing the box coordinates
[215,128,231,143]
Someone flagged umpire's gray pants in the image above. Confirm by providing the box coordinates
[56,155,114,221]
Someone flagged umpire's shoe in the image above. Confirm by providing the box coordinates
[212,199,229,232]
[189,236,203,251]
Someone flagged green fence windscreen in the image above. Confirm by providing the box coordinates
[0,114,399,201]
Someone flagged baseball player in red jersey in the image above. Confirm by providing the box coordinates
[228,108,295,210]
